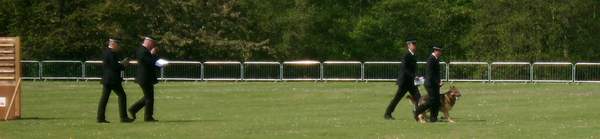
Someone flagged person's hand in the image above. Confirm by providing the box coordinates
[150,47,159,55]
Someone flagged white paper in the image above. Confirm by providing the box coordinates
[0,97,5,107]
[414,76,425,85]
[155,59,169,67]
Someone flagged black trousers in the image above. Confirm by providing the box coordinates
[415,84,440,122]
[97,83,128,120]
[385,82,421,115]
[130,83,155,119]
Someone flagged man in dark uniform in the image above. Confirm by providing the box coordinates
[129,37,160,122]
[97,38,134,123]
[384,37,421,120]
[414,46,443,123]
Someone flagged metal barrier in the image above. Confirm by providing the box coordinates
[282,61,321,81]
[448,62,488,82]
[17,60,600,83]
[203,61,241,81]
[363,62,402,81]
[533,62,572,82]
[244,62,280,81]
[575,63,600,83]
[21,60,40,80]
[84,61,103,80]
[491,62,530,82]
[323,61,361,81]
[162,61,202,81]
[40,60,83,80]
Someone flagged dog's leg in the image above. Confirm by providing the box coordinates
[443,111,455,123]
[417,114,426,123]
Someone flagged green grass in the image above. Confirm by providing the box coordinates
[1,81,599,139]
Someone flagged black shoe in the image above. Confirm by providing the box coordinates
[384,115,395,120]
[97,119,110,123]
[129,109,137,120]
[145,118,158,122]
[121,118,134,123]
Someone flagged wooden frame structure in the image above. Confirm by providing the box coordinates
[0,37,22,121]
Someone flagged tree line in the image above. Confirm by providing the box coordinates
[0,0,599,62]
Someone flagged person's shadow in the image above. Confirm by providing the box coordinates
[18,117,64,121]
[160,119,224,123]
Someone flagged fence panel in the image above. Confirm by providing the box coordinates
[491,62,530,82]
[449,62,488,81]
[84,61,103,80]
[21,60,40,79]
[323,61,361,81]
[283,61,321,81]
[41,60,82,79]
[244,62,280,81]
[162,61,202,80]
[203,61,241,80]
[575,63,600,82]
[363,62,402,81]
[533,62,572,82]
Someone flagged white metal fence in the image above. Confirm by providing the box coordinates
[19,60,600,83]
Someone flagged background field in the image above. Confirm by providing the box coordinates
[0,81,599,139]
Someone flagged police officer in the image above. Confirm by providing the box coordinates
[97,38,134,123]
[384,36,421,120]
[129,37,160,122]
[414,46,443,123]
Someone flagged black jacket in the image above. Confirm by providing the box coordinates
[425,54,441,87]
[135,46,159,85]
[396,50,417,85]
[101,48,124,85]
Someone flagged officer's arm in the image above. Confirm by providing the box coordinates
[137,48,158,67]
[405,54,416,78]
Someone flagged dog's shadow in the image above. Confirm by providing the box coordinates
[441,117,486,123]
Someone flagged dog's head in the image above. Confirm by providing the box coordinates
[447,86,462,99]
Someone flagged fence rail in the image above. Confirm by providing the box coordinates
[19,60,600,83]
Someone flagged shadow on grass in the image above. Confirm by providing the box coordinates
[160,119,224,123]
[18,117,64,121]
[441,117,486,123]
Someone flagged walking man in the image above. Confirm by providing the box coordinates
[384,37,421,120]
[97,38,134,123]
[129,37,160,122]
[414,46,443,123]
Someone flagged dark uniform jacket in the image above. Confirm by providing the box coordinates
[424,54,441,88]
[396,50,417,85]
[135,46,159,85]
[101,48,124,85]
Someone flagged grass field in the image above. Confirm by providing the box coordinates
[0,81,599,139]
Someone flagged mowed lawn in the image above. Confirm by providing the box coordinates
[1,81,599,139]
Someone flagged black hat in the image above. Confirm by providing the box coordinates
[405,36,417,44]
[432,46,442,51]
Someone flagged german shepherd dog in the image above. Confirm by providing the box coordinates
[407,86,462,123]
